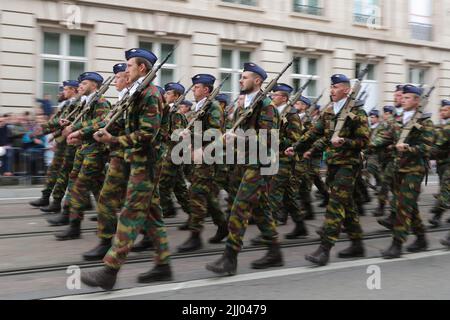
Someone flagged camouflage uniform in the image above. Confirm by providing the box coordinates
[294,104,369,247]
[431,123,450,212]
[68,96,111,223]
[226,97,280,252]
[103,83,170,269]
[372,115,434,243]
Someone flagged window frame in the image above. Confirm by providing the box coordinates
[290,54,320,99]
[219,47,253,101]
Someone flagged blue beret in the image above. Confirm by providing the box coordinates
[395,85,404,92]
[164,82,185,95]
[113,63,127,74]
[243,62,267,81]
[298,96,311,107]
[315,104,321,110]
[273,83,293,94]
[78,72,103,85]
[441,100,450,107]
[181,100,193,107]
[58,85,64,92]
[63,80,79,88]
[403,84,423,96]
[192,74,216,86]
[125,48,158,66]
[216,93,230,105]
[383,105,395,113]
[156,86,165,96]
[331,74,350,85]
[369,110,380,117]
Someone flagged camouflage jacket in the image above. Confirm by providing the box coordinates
[279,107,303,164]
[293,104,370,166]
[371,114,435,173]
[42,98,79,135]
[192,100,224,149]
[431,122,450,166]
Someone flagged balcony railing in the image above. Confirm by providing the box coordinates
[293,4,323,16]
[410,22,433,41]
[353,13,381,26]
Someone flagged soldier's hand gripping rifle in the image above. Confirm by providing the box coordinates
[280,77,313,123]
[331,65,370,141]
[182,73,231,132]
[100,49,176,134]
[228,61,293,134]
[63,75,114,128]
[397,78,438,145]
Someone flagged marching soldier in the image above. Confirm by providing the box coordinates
[372,85,434,259]
[367,110,382,189]
[82,63,130,260]
[177,74,228,253]
[29,80,79,211]
[55,72,111,240]
[206,62,283,275]
[81,48,172,290]
[430,100,450,228]
[286,74,370,266]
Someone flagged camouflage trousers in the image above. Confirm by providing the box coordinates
[309,156,328,197]
[367,155,381,187]
[68,149,106,222]
[294,160,313,220]
[269,159,302,223]
[378,161,395,208]
[322,164,363,246]
[96,156,127,240]
[392,172,426,243]
[103,160,170,269]
[52,144,76,203]
[226,166,279,252]
[436,163,450,210]
[189,164,225,233]
[159,157,191,217]
[41,142,66,199]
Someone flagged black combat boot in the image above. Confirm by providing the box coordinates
[377,213,395,230]
[373,203,385,217]
[177,232,202,253]
[205,246,238,276]
[82,238,112,261]
[381,239,402,259]
[301,195,315,220]
[305,243,332,266]
[163,209,177,219]
[440,234,450,247]
[40,200,62,213]
[137,264,173,283]
[357,202,366,216]
[47,209,69,226]
[285,221,308,239]
[29,196,49,208]
[338,239,365,258]
[90,215,98,222]
[251,243,284,269]
[407,235,428,253]
[208,223,229,244]
[81,266,118,291]
[54,220,81,240]
[131,236,154,252]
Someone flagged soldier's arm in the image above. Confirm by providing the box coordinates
[371,122,394,150]
[293,116,324,153]
[431,127,450,159]
[75,100,111,138]
[404,119,434,157]
[342,110,370,150]
[116,91,161,148]
[281,114,303,151]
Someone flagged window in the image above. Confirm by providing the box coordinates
[409,0,433,41]
[41,32,87,104]
[293,0,323,16]
[355,62,379,113]
[221,0,257,6]
[291,56,319,98]
[353,0,381,26]
[139,41,177,86]
[219,48,251,100]
[409,67,427,86]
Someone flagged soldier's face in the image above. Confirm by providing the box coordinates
[63,86,76,99]
[114,72,128,92]
[441,106,450,120]
[394,91,403,105]
[330,83,350,102]
[126,58,143,84]
[78,80,95,96]
[193,84,209,102]
[370,115,379,124]
[270,91,288,107]
[237,95,245,108]
[240,72,261,94]
[402,93,420,111]
[164,90,178,104]
[179,104,190,114]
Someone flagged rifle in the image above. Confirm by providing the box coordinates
[101,48,176,133]
[280,77,313,123]
[70,75,114,126]
[331,65,370,140]
[170,83,195,113]
[306,88,325,117]
[183,73,231,132]
[229,60,293,134]
[397,78,438,145]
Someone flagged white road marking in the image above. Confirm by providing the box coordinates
[47,249,450,300]
[0,197,39,201]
